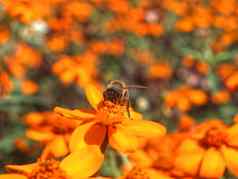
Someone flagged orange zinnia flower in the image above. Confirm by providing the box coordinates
[211,0,236,16]
[128,132,190,179]
[0,71,13,97]
[120,165,196,179]
[54,84,166,153]
[24,111,80,158]
[217,63,237,80]
[47,34,68,52]
[225,71,238,91]
[0,146,104,179]
[133,50,155,65]
[0,26,10,45]
[212,90,230,104]
[178,114,196,131]
[52,52,98,88]
[148,63,173,80]
[89,40,124,56]
[1,0,50,23]
[174,120,238,178]
[21,80,39,95]
[175,17,194,32]
[164,86,208,112]
[65,1,93,22]
[119,166,175,179]
[4,44,41,79]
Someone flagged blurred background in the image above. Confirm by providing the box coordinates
[0,0,238,177]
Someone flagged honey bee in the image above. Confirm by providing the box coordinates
[103,80,146,119]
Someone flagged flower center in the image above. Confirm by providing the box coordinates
[97,101,128,126]
[154,152,174,170]
[28,159,68,179]
[201,127,227,148]
[125,167,150,179]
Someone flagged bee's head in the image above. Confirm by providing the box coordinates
[103,86,123,103]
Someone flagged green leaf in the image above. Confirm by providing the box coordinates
[180,48,203,59]
[207,71,220,91]
[215,51,237,63]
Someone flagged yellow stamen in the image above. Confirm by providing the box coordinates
[97,101,128,126]
[201,127,227,148]
[125,167,150,179]
[28,159,68,179]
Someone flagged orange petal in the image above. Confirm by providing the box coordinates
[221,146,238,176]
[121,119,166,138]
[147,169,173,179]
[129,110,143,120]
[174,139,205,176]
[90,177,112,179]
[71,177,110,179]
[227,124,238,147]
[108,127,144,153]
[25,129,55,142]
[69,122,106,152]
[44,136,68,158]
[85,84,103,109]
[176,139,201,154]
[175,151,204,176]
[60,146,104,178]
[54,107,95,120]
[129,150,153,168]
[6,163,37,174]
[24,112,44,126]
[0,174,27,179]
[200,148,225,178]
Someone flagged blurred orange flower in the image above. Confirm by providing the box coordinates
[217,63,237,80]
[47,34,68,52]
[164,86,208,112]
[65,1,93,22]
[52,51,98,88]
[133,50,155,65]
[148,63,173,80]
[178,114,196,131]
[212,90,230,104]
[106,2,164,36]
[1,0,51,23]
[0,71,12,97]
[0,26,10,45]
[4,44,41,79]
[21,80,39,95]
[89,40,124,56]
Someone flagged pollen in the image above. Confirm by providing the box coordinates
[97,100,128,125]
[28,159,68,179]
[201,127,228,148]
[125,167,150,179]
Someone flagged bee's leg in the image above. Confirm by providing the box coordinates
[122,89,131,119]
[127,100,131,119]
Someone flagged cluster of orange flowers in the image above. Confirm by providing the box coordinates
[162,56,238,116]
[1,0,238,95]
[1,0,238,178]
[0,84,167,178]
[127,118,238,179]
[1,83,238,179]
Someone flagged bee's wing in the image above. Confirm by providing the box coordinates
[126,85,147,89]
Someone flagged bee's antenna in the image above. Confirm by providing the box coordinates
[125,85,147,89]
